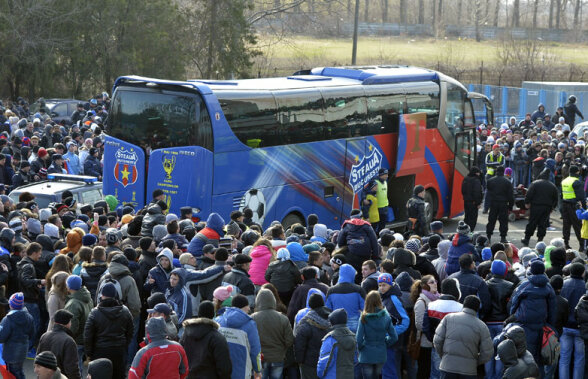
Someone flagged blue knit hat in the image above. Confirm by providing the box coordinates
[9,292,24,310]
[82,234,97,246]
[491,260,507,276]
[66,275,82,291]
[481,247,492,261]
[377,273,393,285]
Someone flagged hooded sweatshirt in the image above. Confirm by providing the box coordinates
[188,213,224,258]
[166,268,192,323]
[325,264,366,333]
[433,240,451,281]
[251,289,294,362]
[337,218,379,259]
[144,248,174,295]
[294,288,327,328]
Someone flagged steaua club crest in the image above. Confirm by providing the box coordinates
[113,147,139,188]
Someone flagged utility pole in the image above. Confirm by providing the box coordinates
[352,0,360,65]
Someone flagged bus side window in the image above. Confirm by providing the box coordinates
[275,89,325,145]
[444,84,466,134]
[321,86,367,139]
[365,84,405,135]
[405,82,440,130]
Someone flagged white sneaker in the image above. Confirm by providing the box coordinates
[547,226,557,231]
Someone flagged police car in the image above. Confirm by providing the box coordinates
[8,174,103,210]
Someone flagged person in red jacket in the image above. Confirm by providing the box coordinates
[129,316,188,379]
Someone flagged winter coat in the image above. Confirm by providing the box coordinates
[360,271,380,294]
[414,291,435,348]
[448,268,491,317]
[187,213,225,257]
[325,265,366,333]
[249,245,273,286]
[215,307,262,378]
[391,248,422,280]
[498,338,539,379]
[144,249,174,295]
[83,298,134,358]
[287,242,309,268]
[83,155,102,178]
[485,274,514,322]
[129,317,188,379]
[47,290,66,332]
[223,268,256,307]
[17,255,41,302]
[294,288,327,329]
[337,218,379,259]
[445,234,476,277]
[380,285,410,337]
[251,289,294,362]
[295,306,331,368]
[287,278,329,323]
[63,286,93,345]
[165,268,192,324]
[433,308,494,376]
[486,174,515,206]
[80,261,108,300]
[406,195,427,236]
[96,260,141,318]
[0,308,35,363]
[140,203,166,237]
[181,317,232,379]
[525,177,558,208]
[510,272,556,328]
[462,173,483,205]
[531,104,545,123]
[356,308,398,364]
[561,275,586,329]
[575,294,588,340]
[433,240,451,281]
[38,324,81,379]
[265,259,302,294]
[138,249,157,282]
[317,324,356,379]
[554,294,569,337]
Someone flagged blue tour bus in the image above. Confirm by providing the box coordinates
[103,66,492,229]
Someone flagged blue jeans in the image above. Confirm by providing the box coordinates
[394,345,417,378]
[77,345,85,376]
[262,361,284,379]
[361,363,383,379]
[559,328,585,379]
[24,302,40,348]
[7,361,25,379]
[127,315,140,364]
[484,323,504,379]
[382,347,398,379]
[430,347,441,379]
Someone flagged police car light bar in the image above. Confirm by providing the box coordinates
[47,174,98,184]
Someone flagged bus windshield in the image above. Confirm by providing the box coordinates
[108,88,213,152]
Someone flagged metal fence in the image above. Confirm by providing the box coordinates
[467,84,588,126]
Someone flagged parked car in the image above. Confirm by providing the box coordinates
[572,120,588,139]
[30,99,84,125]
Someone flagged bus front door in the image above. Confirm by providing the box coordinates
[449,130,475,217]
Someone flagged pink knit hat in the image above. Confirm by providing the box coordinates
[213,286,233,302]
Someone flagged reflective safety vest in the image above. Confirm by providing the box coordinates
[486,153,503,176]
[562,176,579,200]
[376,179,389,208]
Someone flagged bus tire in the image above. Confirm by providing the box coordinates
[424,190,438,225]
[282,212,305,230]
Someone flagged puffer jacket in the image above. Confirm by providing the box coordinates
[144,249,174,295]
[249,245,273,286]
[140,203,166,237]
[294,288,326,329]
[356,308,398,364]
[187,213,224,257]
[161,233,190,251]
[317,324,357,379]
[83,298,134,358]
[380,284,410,337]
[80,261,108,300]
[493,324,540,379]
[0,308,35,363]
[287,278,329,323]
[448,268,491,317]
[265,258,302,294]
[445,234,476,276]
[181,317,232,379]
[392,248,421,280]
[64,286,94,345]
[575,294,588,340]
[433,240,451,281]
[294,306,331,367]
[337,218,379,259]
[510,272,556,328]
[325,264,365,333]
[433,308,494,376]
[485,274,514,322]
[215,306,262,377]
[165,268,192,324]
[498,338,540,379]
[251,289,294,363]
[561,274,586,328]
[97,260,142,318]
[414,291,436,348]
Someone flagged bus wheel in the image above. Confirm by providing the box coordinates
[282,212,305,230]
[424,190,438,225]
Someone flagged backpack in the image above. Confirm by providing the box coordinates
[541,324,560,365]
[96,273,123,303]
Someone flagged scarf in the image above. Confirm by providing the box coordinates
[422,289,440,302]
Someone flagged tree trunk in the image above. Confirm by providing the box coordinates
[458,0,463,24]
[381,0,388,23]
[533,0,539,28]
[574,0,581,29]
[475,0,481,42]
[418,0,424,24]
[431,0,436,36]
[399,0,406,24]
[438,0,443,27]
[556,0,561,29]
[494,0,500,27]
[206,0,217,78]
[512,0,520,27]
[364,0,369,22]
[549,0,555,28]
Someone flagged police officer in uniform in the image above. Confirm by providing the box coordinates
[486,166,514,243]
[483,144,504,213]
[561,165,585,251]
[521,169,558,246]
[461,166,483,231]
[375,168,389,232]
[406,184,427,237]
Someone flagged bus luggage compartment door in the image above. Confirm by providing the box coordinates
[103,136,146,211]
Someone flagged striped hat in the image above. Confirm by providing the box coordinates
[9,292,24,310]
[9,218,22,233]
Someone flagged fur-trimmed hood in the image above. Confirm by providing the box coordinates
[393,248,416,267]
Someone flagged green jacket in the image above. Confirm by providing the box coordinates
[64,286,93,345]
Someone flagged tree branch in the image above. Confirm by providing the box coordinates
[247,0,306,24]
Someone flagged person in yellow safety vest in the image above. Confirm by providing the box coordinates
[483,144,505,213]
[561,165,586,252]
[375,168,389,233]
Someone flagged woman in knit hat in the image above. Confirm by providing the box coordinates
[212,285,234,316]
[0,292,35,379]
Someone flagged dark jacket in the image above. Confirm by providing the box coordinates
[445,234,477,277]
[485,274,514,322]
[294,306,331,367]
[222,268,256,307]
[448,268,492,317]
[317,324,357,379]
[525,176,558,208]
[251,289,294,363]
[554,294,569,336]
[325,265,366,333]
[0,308,35,363]
[392,248,422,280]
[510,273,556,328]
[83,155,102,178]
[287,278,329,323]
[337,218,379,259]
[83,298,134,358]
[545,247,566,278]
[561,275,586,329]
[486,174,514,206]
[462,173,483,205]
[265,259,302,294]
[140,203,166,237]
[138,249,157,282]
[498,337,539,379]
[181,317,232,379]
[406,195,427,236]
[80,261,108,300]
[575,294,588,340]
[17,256,41,302]
[38,324,81,379]
[564,101,584,126]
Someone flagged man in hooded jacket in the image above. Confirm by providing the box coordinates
[337,209,379,280]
